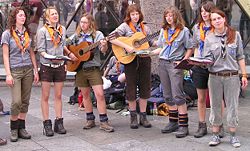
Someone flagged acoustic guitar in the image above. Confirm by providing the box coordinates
[112,31,160,64]
[66,32,118,72]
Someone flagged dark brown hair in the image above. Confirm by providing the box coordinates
[162,5,185,30]
[210,9,236,44]
[124,4,144,24]
[197,1,216,25]
[8,7,30,36]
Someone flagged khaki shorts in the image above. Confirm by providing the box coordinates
[75,68,103,87]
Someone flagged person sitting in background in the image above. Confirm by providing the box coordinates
[103,55,126,85]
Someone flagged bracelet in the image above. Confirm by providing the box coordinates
[67,52,72,56]
[242,74,248,78]
[34,71,38,74]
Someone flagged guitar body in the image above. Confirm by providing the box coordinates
[66,42,94,72]
[66,32,118,71]
[66,60,81,72]
[69,41,93,61]
[112,32,150,64]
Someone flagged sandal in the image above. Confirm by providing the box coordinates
[0,138,7,146]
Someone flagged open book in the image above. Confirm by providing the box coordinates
[175,57,213,70]
[188,57,213,64]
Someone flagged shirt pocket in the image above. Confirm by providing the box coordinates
[172,38,182,48]
[227,43,237,59]
[210,43,220,58]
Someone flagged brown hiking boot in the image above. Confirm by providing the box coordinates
[18,119,31,139]
[83,120,96,129]
[194,122,207,138]
[139,113,152,128]
[43,119,54,137]
[10,129,18,142]
[99,121,114,132]
[130,111,138,129]
[54,118,67,134]
[18,129,31,139]
[10,120,19,142]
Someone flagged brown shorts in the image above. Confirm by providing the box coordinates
[75,67,103,87]
[125,56,151,100]
[39,64,66,82]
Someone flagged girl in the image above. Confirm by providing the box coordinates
[204,9,248,148]
[151,5,193,138]
[192,1,220,138]
[69,13,114,132]
[36,7,77,137]
[110,4,153,129]
[2,7,39,142]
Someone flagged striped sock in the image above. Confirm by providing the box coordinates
[169,110,178,123]
[179,113,188,127]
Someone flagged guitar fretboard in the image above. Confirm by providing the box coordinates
[139,30,160,45]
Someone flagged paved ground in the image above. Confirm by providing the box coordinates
[0,83,250,151]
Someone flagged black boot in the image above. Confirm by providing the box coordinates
[161,110,178,133]
[139,112,152,128]
[10,120,19,142]
[54,118,67,134]
[194,122,207,138]
[176,126,189,138]
[175,113,189,138]
[161,122,178,133]
[130,111,138,129]
[18,119,31,139]
[43,119,54,137]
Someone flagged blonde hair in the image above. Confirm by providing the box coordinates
[76,13,96,37]
[44,6,58,23]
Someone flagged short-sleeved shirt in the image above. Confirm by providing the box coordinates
[204,30,245,73]
[113,22,154,46]
[106,56,124,76]
[192,23,212,58]
[157,27,193,61]
[1,29,32,69]
[68,30,105,68]
[36,25,66,64]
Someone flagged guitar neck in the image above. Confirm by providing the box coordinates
[139,30,160,45]
[81,40,101,54]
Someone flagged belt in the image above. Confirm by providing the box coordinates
[82,66,99,71]
[42,63,64,68]
[11,65,33,71]
[210,71,238,77]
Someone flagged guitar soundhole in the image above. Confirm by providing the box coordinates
[133,40,140,48]
[79,49,84,56]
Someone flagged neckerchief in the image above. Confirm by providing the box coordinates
[198,22,213,57]
[12,27,30,54]
[216,34,227,59]
[162,28,181,58]
[79,32,93,43]
[163,28,181,46]
[44,23,63,47]
[128,22,147,35]
[214,28,227,59]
